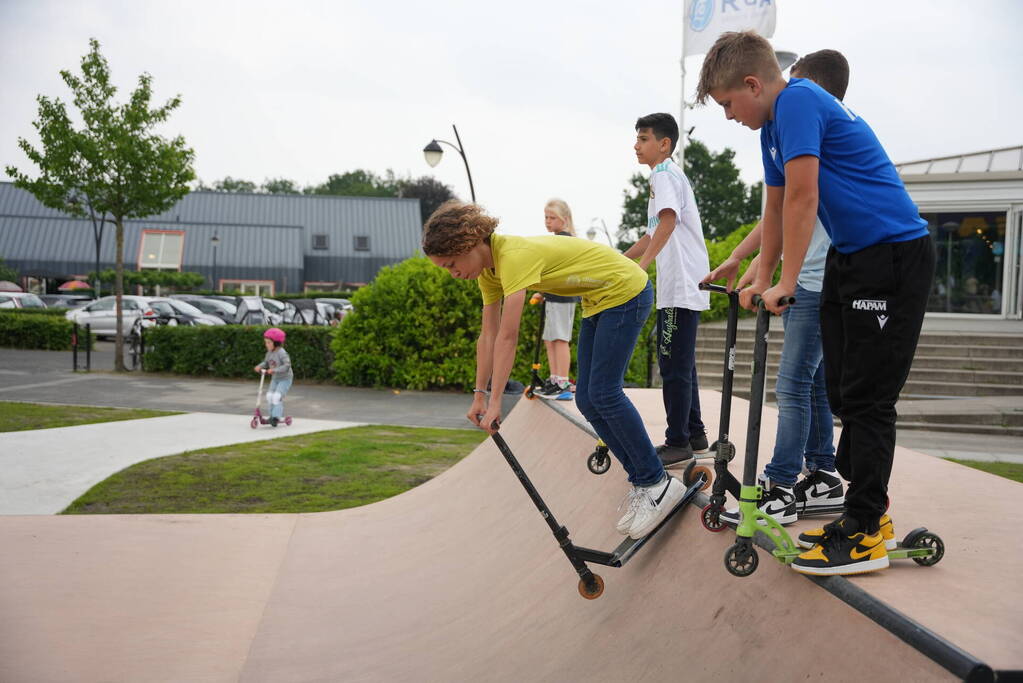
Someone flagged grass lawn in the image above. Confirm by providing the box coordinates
[63,425,487,514]
[949,459,1023,484]
[0,401,178,432]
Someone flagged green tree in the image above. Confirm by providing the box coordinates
[6,38,195,371]
[199,176,257,193]
[396,175,458,225]
[261,177,301,194]
[0,257,19,283]
[307,169,398,197]
[683,139,760,239]
[618,138,761,243]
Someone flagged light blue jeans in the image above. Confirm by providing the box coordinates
[267,377,292,419]
[763,285,836,487]
[575,282,664,487]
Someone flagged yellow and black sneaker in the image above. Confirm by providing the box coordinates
[797,514,896,550]
[791,516,890,576]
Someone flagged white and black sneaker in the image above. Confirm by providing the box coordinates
[615,487,642,534]
[793,469,845,516]
[720,481,797,527]
[628,476,686,539]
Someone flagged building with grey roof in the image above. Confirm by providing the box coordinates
[0,182,422,295]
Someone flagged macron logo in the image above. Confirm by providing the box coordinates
[770,146,777,160]
[852,299,886,312]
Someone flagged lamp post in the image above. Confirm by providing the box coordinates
[423,124,476,202]
[211,232,220,291]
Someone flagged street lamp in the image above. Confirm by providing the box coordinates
[211,232,220,291]
[423,124,477,202]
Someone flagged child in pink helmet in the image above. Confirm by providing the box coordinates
[254,327,293,426]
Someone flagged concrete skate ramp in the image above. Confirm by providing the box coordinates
[0,392,1019,682]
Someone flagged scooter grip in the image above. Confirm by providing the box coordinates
[698,282,730,294]
[752,294,796,307]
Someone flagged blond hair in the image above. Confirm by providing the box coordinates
[422,200,498,256]
[696,31,783,104]
[544,198,575,236]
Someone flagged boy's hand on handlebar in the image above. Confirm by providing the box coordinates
[254,365,262,373]
[702,255,741,291]
[479,404,502,435]
[736,255,760,291]
[738,279,767,311]
[761,283,795,315]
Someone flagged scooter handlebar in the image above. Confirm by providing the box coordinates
[698,282,736,296]
[752,294,796,307]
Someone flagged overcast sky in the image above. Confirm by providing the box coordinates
[2,1,1021,243]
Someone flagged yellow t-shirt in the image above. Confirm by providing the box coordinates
[478,234,648,317]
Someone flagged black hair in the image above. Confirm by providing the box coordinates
[635,113,679,154]
[791,49,850,101]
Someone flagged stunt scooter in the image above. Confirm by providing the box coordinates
[488,420,707,599]
[522,293,617,477]
[702,292,944,577]
[250,369,293,429]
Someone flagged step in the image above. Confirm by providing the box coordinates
[891,421,1023,437]
[699,373,1023,399]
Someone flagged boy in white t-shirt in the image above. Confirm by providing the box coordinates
[624,113,711,467]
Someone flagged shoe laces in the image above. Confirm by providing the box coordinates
[618,487,643,515]
[793,471,822,498]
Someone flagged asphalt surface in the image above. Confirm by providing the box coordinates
[1,344,1019,463]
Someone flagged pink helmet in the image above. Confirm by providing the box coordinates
[263,327,286,343]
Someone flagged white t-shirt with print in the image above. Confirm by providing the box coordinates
[647,159,711,311]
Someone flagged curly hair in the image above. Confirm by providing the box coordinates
[422,200,499,256]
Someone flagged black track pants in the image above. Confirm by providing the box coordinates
[820,235,935,532]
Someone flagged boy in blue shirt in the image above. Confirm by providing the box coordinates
[697,32,934,576]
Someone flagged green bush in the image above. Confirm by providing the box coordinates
[1,308,68,317]
[0,311,85,350]
[331,256,656,390]
[701,220,759,323]
[142,324,334,380]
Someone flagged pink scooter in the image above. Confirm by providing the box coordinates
[250,369,293,429]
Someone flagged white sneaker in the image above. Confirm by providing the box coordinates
[719,481,797,527]
[616,487,642,534]
[628,476,685,539]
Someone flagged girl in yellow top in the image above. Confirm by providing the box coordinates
[423,201,687,539]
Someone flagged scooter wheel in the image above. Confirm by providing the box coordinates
[683,462,713,492]
[523,386,536,400]
[910,532,944,567]
[284,417,293,426]
[701,504,727,533]
[250,417,259,429]
[587,450,611,475]
[578,574,605,600]
[725,542,758,577]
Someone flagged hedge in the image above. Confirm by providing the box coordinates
[0,308,68,317]
[0,311,84,350]
[142,324,335,380]
[330,255,657,391]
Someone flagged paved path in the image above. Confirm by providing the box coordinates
[0,413,360,514]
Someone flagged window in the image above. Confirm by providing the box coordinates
[86,299,115,312]
[221,279,275,296]
[312,234,329,250]
[924,211,1006,314]
[138,230,185,270]
[354,235,370,252]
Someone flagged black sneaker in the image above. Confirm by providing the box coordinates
[536,379,560,398]
[793,469,845,515]
[689,431,709,454]
[720,483,797,526]
[656,443,694,468]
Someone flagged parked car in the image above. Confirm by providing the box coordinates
[314,297,354,322]
[149,297,225,326]
[0,292,47,309]
[283,298,334,325]
[38,294,93,309]
[170,295,237,323]
[65,295,157,337]
[233,296,283,325]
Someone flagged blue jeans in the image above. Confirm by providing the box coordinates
[657,307,705,446]
[763,285,835,487]
[575,282,663,487]
[267,377,292,419]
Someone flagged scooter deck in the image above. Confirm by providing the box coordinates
[572,475,706,568]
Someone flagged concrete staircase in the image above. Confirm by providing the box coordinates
[692,322,1023,437]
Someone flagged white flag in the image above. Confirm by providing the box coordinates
[684,0,777,57]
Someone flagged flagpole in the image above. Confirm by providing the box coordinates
[679,0,687,169]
